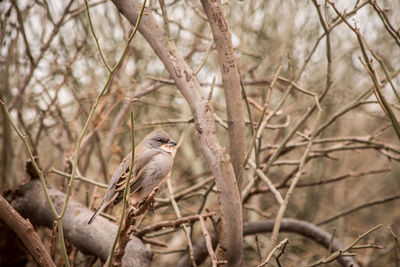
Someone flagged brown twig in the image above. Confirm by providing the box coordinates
[275,238,289,267]
[266,111,322,256]
[142,237,167,247]
[198,216,226,267]
[368,0,400,46]
[309,224,382,266]
[112,183,160,265]
[318,194,400,225]
[388,226,400,251]
[245,168,391,202]
[328,0,400,142]
[258,238,289,267]
[9,0,75,109]
[244,65,282,169]
[111,203,136,267]
[167,170,198,267]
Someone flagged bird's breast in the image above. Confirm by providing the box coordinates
[139,153,173,195]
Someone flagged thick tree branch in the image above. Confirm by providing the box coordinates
[0,195,55,267]
[111,0,243,265]
[200,0,246,183]
[10,179,151,267]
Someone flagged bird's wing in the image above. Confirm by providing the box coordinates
[88,149,164,224]
[113,149,161,206]
[87,153,132,224]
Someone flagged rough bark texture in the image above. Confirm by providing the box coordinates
[111,0,243,265]
[200,0,246,183]
[11,179,151,267]
[178,218,359,267]
[0,195,55,267]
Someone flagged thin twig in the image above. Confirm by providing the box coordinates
[328,228,336,254]
[265,110,322,256]
[318,193,400,225]
[50,168,108,188]
[328,0,400,142]
[388,226,400,251]
[258,238,289,267]
[136,212,215,238]
[275,239,289,267]
[167,176,197,267]
[108,98,137,267]
[166,134,197,266]
[248,160,283,205]
[309,224,382,266]
[243,66,282,168]
[199,216,225,267]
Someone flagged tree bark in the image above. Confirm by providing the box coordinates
[11,179,151,267]
[0,195,55,267]
[111,0,243,265]
[200,0,246,184]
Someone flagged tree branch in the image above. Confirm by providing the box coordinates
[200,0,246,184]
[0,195,55,267]
[10,179,151,267]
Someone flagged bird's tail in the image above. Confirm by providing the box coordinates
[88,202,107,224]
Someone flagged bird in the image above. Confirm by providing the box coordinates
[88,129,177,224]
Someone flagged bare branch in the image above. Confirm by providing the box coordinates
[201,0,246,185]
[0,195,55,267]
[318,194,400,225]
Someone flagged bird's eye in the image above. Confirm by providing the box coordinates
[157,138,163,142]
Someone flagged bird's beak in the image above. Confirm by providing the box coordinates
[167,139,177,147]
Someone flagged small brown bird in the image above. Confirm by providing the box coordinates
[88,129,176,224]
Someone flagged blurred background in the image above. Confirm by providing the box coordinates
[1,0,399,266]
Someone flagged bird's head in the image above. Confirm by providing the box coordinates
[143,129,177,154]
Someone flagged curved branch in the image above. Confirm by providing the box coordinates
[111,0,243,265]
[178,218,359,267]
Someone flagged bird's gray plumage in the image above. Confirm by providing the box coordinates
[88,129,175,224]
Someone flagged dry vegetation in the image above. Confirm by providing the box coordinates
[0,0,400,266]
